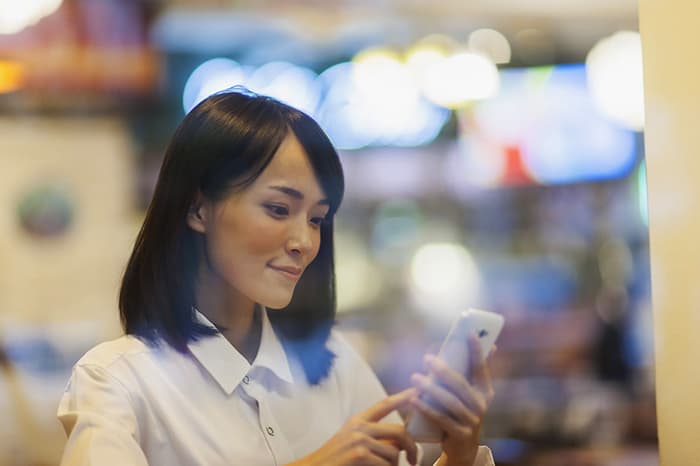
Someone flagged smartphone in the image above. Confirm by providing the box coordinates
[406,308,504,442]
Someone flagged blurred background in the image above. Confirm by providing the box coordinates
[0,0,655,465]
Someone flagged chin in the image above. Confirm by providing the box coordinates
[259,293,294,310]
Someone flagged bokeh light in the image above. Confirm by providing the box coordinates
[586,31,645,131]
[404,40,450,89]
[315,62,373,150]
[422,52,500,108]
[468,28,512,65]
[0,0,63,35]
[0,60,25,93]
[182,58,248,113]
[473,65,637,185]
[409,242,482,322]
[243,61,321,116]
[316,59,449,150]
[183,59,320,116]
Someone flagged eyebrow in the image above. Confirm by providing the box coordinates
[269,185,330,205]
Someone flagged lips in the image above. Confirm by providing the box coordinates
[268,264,302,280]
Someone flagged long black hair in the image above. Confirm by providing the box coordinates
[119,89,344,384]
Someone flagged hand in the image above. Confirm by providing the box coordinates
[409,335,495,466]
[288,388,419,466]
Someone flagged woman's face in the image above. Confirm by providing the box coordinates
[188,132,330,310]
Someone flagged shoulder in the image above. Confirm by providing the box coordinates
[66,335,165,405]
[58,336,155,439]
[74,335,154,372]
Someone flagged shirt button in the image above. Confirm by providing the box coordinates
[242,375,250,384]
[266,426,275,436]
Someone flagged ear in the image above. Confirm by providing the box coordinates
[186,192,209,234]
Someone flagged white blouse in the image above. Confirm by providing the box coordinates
[57,310,494,466]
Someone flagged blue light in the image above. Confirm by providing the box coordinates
[183,59,321,118]
[520,65,637,183]
[473,64,638,185]
[315,61,449,150]
[245,61,321,116]
[316,62,374,150]
[182,58,247,114]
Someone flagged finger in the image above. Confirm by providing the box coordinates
[359,388,417,422]
[411,395,472,440]
[467,334,495,400]
[366,437,402,465]
[410,373,479,426]
[345,433,400,466]
[425,355,488,416]
[362,423,418,465]
[342,446,390,466]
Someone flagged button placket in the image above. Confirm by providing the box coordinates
[250,380,294,466]
[239,377,281,464]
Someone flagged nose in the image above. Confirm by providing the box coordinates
[286,219,315,257]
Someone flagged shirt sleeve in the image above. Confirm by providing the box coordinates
[474,446,496,466]
[57,363,149,466]
[430,446,495,466]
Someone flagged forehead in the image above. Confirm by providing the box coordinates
[253,132,326,200]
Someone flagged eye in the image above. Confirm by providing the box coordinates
[310,216,326,227]
[265,204,289,217]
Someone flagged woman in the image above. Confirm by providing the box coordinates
[57,89,496,466]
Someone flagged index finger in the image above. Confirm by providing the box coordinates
[359,387,417,422]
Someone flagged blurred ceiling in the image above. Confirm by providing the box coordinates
[155,0,639,63]
[0,0,639,104]
[164,0,638,18]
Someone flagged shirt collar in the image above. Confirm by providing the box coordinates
[187,308,295,395]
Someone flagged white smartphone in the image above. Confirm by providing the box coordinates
[406,308,504,443]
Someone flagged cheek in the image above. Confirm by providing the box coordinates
[303,231,322,266]
[250,218,294,256]
[210,212,287,262]
[311,233,322,258]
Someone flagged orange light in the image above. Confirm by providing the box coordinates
[0,60,25,93]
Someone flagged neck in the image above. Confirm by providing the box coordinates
[195,264,262,363]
